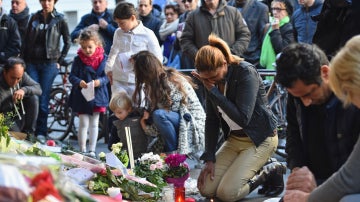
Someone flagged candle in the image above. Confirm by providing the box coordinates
[175,186,185,202]
[107,187,121,198]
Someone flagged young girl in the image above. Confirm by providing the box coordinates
[108,92,156,159]
[68,29,109,157]
[105,2,163,96]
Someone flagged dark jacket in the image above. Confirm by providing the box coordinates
[0,12,21,65]
[292,0,324,43]
[140,12,163,45]
[180,0,251,60]
[286,94,360,181]
[228,0,269,64]
[10,6,31,45]
[200,61,277,162]
[312,0,360,58]
[0,67,42,113]
[269,22,295,54]
[23,9,71,65]
[68,55,109,115]
[70,9,117,54]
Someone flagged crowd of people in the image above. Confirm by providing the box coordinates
[1,0,360,201]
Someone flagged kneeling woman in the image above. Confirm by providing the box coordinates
[193,34,279,201]
[131,51,205,156]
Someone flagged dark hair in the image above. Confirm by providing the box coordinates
[4,57,26,72]
[275,43,329,88]
[271,0,293,16]
[113,2,138,20]
[131,51,195,111]
[164,4,180,15]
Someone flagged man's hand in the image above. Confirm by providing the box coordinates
[12,89,25,102]
[107,71,113,85]
[98,18,108,29]
[191,70,216,90]
[283,190,310,202]
[197,161,215,190]
[286,166,317,193]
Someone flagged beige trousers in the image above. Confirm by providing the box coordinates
[199,134,278,202]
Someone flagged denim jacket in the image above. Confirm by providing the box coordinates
[200,61,277,162]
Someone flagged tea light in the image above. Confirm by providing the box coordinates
[107,187,121,197]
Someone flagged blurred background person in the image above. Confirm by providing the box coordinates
[138,0,163,45]
[9,0,30,45]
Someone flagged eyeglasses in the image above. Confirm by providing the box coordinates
[182,0,192,3]
[271,7,286,12]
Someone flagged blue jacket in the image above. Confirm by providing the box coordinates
[68,55,109,115]
[286,94,360,182]
[200,62,277,162]
[70,9,117,54]
[292,0,324,43]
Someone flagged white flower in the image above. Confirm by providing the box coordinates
[98,152,106,158]
[113,147,121,154]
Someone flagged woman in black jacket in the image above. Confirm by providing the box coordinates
[192,34,283,202]
[22,0,71,142]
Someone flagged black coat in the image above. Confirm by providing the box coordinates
[0,13,21,64]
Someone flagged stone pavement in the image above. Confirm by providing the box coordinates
[62,136,288,202]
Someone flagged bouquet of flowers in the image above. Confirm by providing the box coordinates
[0,112,14,149]
[99,142,129,167]
[163,153,190,187]
[134,152,167,196]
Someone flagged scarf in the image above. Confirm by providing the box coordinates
[260,16,290,71]
[10,7,30,22]
[77,47,104,70]
[159,18,179,41]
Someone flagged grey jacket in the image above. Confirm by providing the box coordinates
[180,0,250,60]
[0,68,42,113]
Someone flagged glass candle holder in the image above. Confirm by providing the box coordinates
[174,186,185,202]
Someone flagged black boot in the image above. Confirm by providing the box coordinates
[248,169,268,193]
[264,161,287,197]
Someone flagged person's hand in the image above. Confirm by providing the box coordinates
[12,89,25,102]
[283,190,310,202]
[176,30,182,39]
[286,166,317,193]
[197,161,215,190]
[80,80,87,88]
[191,70,216,90]
[107,71,113,85]
[88,24,100,31]
[142,110,150,120]
[98,18,108,29]
[94,79,100,87]
[271,17,280,30]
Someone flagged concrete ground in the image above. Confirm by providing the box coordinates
[61,136,288,202]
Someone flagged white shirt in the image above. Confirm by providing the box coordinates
[105,21,163,84]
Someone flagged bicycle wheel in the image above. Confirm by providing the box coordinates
[47,88,72,140]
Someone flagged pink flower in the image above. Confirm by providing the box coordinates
[156,161,163,169]
[165,154,187,167]
[149,164,157,171]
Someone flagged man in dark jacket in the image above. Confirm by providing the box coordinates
[0,0,21,66]
[71,0,117,54]
[0,57,42,136]
[228,0,269,66]
[138,0,163,45]
[9,0,30,45]
[276,43,360,186]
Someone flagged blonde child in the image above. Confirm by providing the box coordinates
[108,92,157,158]
[105,2,163,96]
[68,29,109,157]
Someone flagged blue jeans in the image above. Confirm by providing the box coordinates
[26,62,59,136]
[152,109,180,152]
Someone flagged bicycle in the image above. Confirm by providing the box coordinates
[259,69,288,160]
[47,59,109,142]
